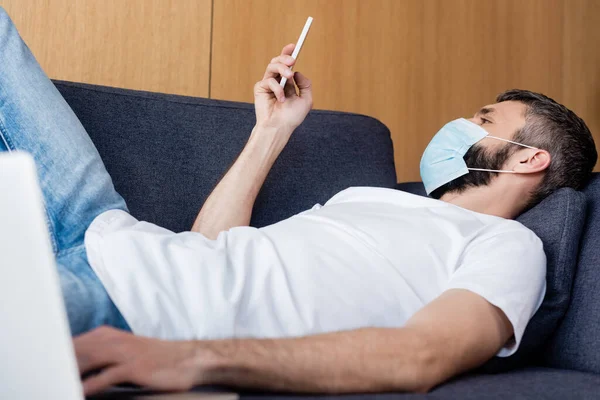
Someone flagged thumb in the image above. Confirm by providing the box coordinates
[294,72,312,105]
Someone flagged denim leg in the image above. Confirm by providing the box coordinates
[0,7,130,334]
[58,246,130,336]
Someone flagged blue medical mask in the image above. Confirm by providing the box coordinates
[420,118,538,195]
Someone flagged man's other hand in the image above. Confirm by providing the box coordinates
[254,43,313,133]
[74,326,199,396]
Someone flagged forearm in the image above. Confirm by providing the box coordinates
[191,125,290,239]
[194,328,435,393]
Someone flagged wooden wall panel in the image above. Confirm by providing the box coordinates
[0,0,212,97]
[211,0,566,181]
[2,1,598,181]
[563,0,600,169]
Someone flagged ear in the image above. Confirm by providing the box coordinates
[512,149,551,174]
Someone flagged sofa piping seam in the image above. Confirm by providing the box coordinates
[52,81,388,124]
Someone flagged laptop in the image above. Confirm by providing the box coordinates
[0,152,238,400]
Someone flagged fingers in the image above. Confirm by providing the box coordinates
[255,72,312,105]
[255,78,286,102]
[262,44,295,80]
[257,44,311,105]
[73,326,129,374]
[294,71,313,105]
[83,364,131,396]
[283,76,297,97]
[270,54,295,67]
[263,59,295,80]
[281,43,295,56]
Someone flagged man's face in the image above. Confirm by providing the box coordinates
[429,100,530,199]
[467,100,528,151]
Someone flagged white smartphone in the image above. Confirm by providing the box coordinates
[280,16,313,87]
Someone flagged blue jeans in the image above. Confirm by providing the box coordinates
[0,8,130,335]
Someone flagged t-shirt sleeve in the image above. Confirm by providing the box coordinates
[445,225,547,357]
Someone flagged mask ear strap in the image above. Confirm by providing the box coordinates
[485,135,538,149]
[471,137,538,174]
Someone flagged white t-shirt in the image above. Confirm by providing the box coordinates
[85,187,546,357]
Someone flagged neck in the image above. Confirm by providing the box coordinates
[439,180,529,219]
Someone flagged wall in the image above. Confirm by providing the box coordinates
[2,0,599,182]
[1,0,212,97]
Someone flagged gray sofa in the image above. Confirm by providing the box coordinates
[53,80,600,399]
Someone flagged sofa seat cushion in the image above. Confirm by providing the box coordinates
[231,368,600,400]
[395,182,587,371]
[93,368,600,399]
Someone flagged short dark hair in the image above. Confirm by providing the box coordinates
[498,89,597,207]
[431,90,597,209]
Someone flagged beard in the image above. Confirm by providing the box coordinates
[429,141,514,199]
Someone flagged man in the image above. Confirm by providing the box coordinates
[0,7,596,396]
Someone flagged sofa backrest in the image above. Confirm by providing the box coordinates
[545,173,600,374]
[53,80,397,232]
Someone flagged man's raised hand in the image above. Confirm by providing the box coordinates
[192,44,312,237]
[254,43,313,133]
